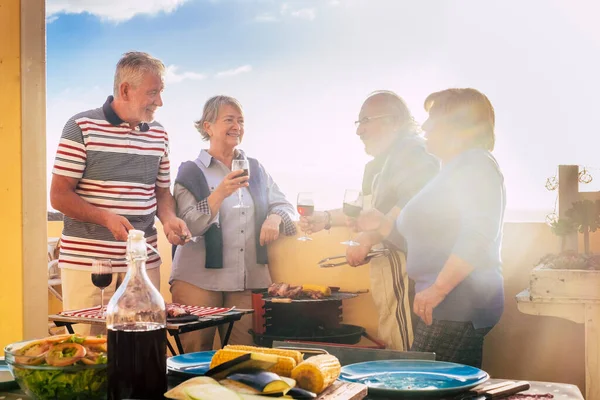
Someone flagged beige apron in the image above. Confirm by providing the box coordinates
[367,174,413,350]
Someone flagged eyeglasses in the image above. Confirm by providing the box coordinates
[354,114,395,127]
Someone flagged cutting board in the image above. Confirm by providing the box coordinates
[318,380,368,400]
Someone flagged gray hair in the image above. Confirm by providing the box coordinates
[194,95,244,141]
[113,51,165,97]
[364,90,420,133]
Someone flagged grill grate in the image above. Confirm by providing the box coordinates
[262,291,358,303]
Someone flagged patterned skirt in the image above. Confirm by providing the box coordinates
[411,319,492,368]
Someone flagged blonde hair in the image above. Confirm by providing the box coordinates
[113,51,165,97]
[194,95,244,141]
[424,88,495,151]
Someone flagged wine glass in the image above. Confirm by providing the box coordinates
[91,259,113,316]
[341,189,363,247]
[297,192,314,241]
[232,159,250,209]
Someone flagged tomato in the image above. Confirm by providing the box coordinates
[80,348,107,365]
[82,336,107,345]
[85,343,107,353]
[45,343,86,367]
[80,354,98,365]
[45,334,72,344]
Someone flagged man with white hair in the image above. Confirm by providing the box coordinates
[300,91,440,350]
[50,51,190,331]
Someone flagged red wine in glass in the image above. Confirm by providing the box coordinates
[92,273,113,289]
[92,259,112,315]
[341,190,363,246]
[232,159,250,209]
[297,204,314,217]
[297,192,314,241]
[343,203,362,218]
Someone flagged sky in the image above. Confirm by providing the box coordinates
[45,0,600,221]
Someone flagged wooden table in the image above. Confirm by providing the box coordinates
[48,309,254,355]
[517,287,599,400]
[362,378,583,399]
[0,377,580,400]
[0,376,367,400]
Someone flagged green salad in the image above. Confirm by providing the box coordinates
[12,365,107,400]
[7,334,108,400]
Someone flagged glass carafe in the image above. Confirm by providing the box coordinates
[106,229,167,400]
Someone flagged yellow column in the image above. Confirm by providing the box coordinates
[0,0,48,354]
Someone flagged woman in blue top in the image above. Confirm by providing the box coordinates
[357,88,506,368]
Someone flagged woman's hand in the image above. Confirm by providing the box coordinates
[260,214,282,245]
[214,170,249,199]
[299,211,328,235]
[413,283,449,326]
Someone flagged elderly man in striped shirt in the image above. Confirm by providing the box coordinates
[50,52,190,333]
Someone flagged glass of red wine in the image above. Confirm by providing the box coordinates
[341,189,363,247]
[297,192,315,241]
[92,259,113,316]
[232,159,250,209]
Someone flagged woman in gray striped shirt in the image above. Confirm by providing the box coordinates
[169,96,297,352]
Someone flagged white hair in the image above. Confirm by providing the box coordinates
[113,51,165,97]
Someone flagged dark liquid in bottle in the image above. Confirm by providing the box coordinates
[108,323,167,400]
[238,169,249,178]
[91,273,113,289]
[343,203,362,218]
[297,205,314,217]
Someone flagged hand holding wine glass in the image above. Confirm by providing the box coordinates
[297,192,315,241]
[232,159,250,209]
[91,259,113,316]
[341,189,363,247]
[214,170,249,198]
[298,211,328,235]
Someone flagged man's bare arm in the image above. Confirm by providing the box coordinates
[50,174,133,241]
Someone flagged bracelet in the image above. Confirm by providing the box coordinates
[324,210,332,230]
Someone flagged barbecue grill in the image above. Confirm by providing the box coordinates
[250,289,383,348]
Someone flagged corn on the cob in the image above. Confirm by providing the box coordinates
[210,348,297,377]
[291,354,341,394]
[301,284,331,296]
[224,345,304,365]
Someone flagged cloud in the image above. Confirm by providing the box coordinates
[278,3,316,21]
[46,0,191,22]
[290,8,316,20]
[254,13,278,23]
[164,65,207,84]
[46,15,60,24]
[215,65,252,78]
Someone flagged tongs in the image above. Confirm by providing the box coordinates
[318,248,390,268]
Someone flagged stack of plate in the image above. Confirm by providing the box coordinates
[338,360,489,397]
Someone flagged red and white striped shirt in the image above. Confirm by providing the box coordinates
[52,97,170,272]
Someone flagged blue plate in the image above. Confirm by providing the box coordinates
[339,360,489,397]
[167,351,216,376]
